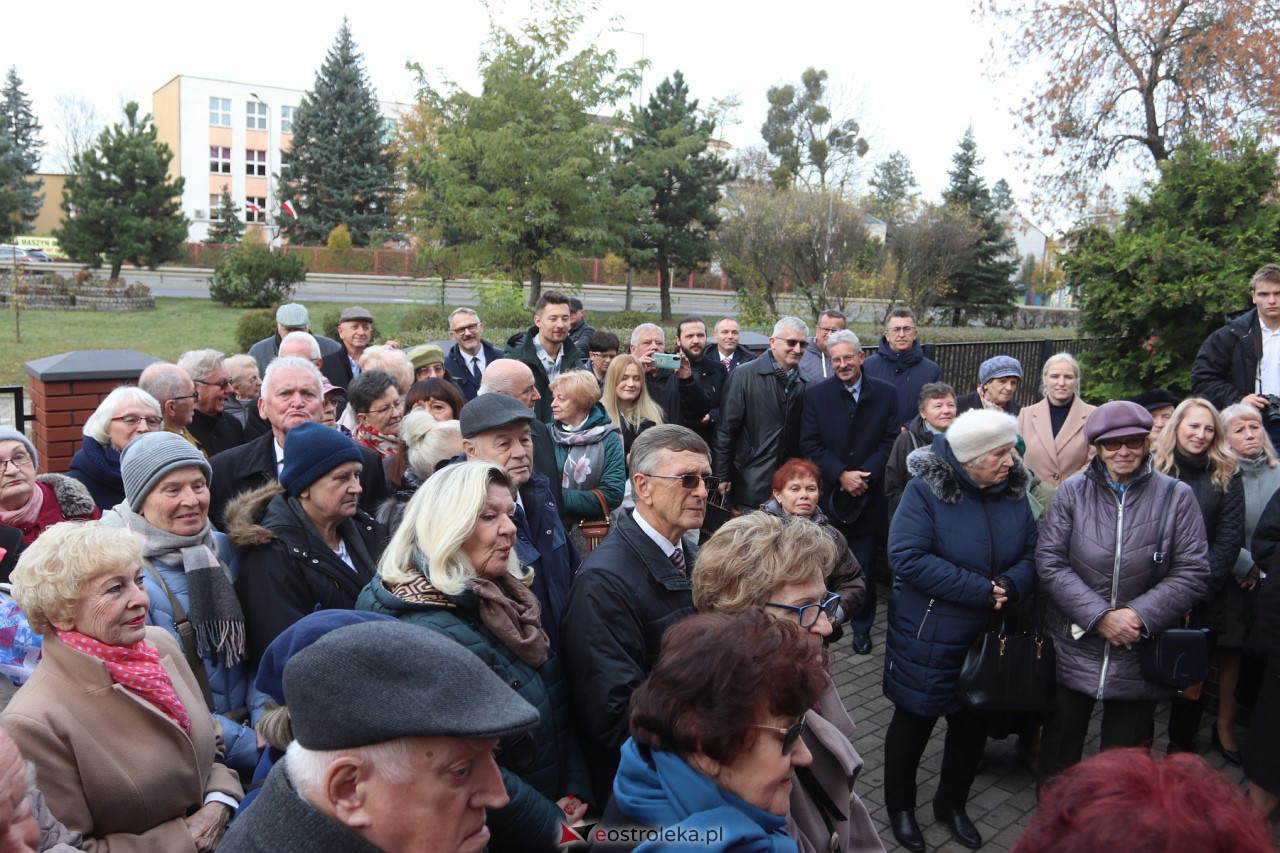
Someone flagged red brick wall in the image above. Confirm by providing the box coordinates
[28,377,119,474]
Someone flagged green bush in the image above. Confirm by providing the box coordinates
[209,245,308,308]
[235,309,278,352]
[398,305,451,333]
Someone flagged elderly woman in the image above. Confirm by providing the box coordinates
[356,460,590,852]
[693,514,883,853]
[347,369,403,459]
[405,343,449,382]
[3,522,242,851]
[103,431,261,775]
[1037,401,1210,788]
[377,411,463,533]
[223,355,261,429]
[600,610,827,852]
[758,458,865,631]
[955,356,1022,416]
[602,355,664,455]
[885,382,957,518]
[1017,353,1096,495]
[548,370,625,553]
[1152,398,1245,755]
[0,428,99,547]
[882,409,1039,851]
[66,386,163,510]
[226,421,386,663]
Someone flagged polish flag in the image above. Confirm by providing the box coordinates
[281,200,298,219]
[245,202,262,215]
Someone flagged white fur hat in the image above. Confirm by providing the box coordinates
[945,409,1019,464]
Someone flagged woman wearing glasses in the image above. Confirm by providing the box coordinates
[67,386,163,511]
[598,609,828,852]
[692,513,883,853]
[347,369,404,459]
[883,409,1039,851]
[1036,402,1210,788]
[0,428,100,550]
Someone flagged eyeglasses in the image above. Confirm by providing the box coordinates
[1098,435,1147,452]
[767,592,841,628]
[887,326,916,336]
[591,352,617,361]
[777,338,808,350]
[111,414,164,429]
[0,451,33,473]
[196,378,233,390]
[817,326,843,335]
[169,391,199,404]
[645,473,719,491]
[750,717,807,755]
[450,322,480,335]
[366,399,406,419]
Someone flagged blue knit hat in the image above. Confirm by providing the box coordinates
[978,355,1023,386]
[279,421,363,497]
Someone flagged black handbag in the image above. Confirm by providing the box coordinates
[957,592,1057,713]
[1139,483,1210,690]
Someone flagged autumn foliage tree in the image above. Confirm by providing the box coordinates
[981,0,1280,212]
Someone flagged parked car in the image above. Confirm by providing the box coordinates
[22,249,52,262]
[0,246,30,264]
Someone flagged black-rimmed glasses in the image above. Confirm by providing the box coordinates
[750,717,807,755]
[766,592,841,628]
[196,378,233,390]
[645,473,718,491]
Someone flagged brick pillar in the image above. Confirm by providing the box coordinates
[24,350,161,474]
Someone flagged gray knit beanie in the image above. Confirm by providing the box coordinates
[978,355,1023,386]
[120,431,212,511]
[0,428,37,469]
[945,409,1019,464]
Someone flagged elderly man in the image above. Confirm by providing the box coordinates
[504,291,584,422]
[629,323,710,431]
[863,307,943,427]
[560,425,707,805]
[714,317,810,513]
[798,309,847,383]
[800,329,900,654]
[478,359,564,512]
[224,355,261,430]
[460,393,579,653]
[178,348,246,457]
[320,306,377,390]
[247,303,343,375]
[567,297,594,352]
[443,308,506,401]
[218,620,538,853]
[138,362,200,448]
[208,357,388,528]
[713,317,753,372]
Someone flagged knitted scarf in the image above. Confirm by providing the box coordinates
[550,417,618,492]
[354,423,398,459]
[57,628,191,734]
[0,480,43,528]
[114,502,245,667]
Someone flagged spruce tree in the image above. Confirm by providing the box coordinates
[617,72,737,321]
[207,185,245,243]
[0,67,43,234]
[279,19,393,246]
[54,102,187,280]
[940,129,1019,324]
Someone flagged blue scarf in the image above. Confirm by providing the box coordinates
[611,739,798,853]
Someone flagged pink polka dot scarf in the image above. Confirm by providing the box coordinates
[57,629,191,734]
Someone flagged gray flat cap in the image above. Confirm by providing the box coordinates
[284,621,540,750]
[460,393,534,438]
[276,303,309,328]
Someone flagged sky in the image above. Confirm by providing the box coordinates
[6,0,1105,235]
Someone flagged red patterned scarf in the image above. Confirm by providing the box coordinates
[56,629,191,734]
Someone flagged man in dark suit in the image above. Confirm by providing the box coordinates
[179,348,246,457]
[477,359,565,515]
[209,357,388,529]
[712,317,754,373]
[800,329,900,655]
[318,306,376,390]
[443,307,505,401]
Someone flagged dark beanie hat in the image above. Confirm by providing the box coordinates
[280,421,363,496]
[256,610,397,705]
[284,621,541,749]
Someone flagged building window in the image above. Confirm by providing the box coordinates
[281,106,296,134]
[380,117,396,143]
[208,195,220,220]
[247,101,268,131]
[245,197,267,224]
[210,146,231,174]
[209,97,230,127]
[246,150,267,176]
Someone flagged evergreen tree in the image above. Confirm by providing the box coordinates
[940,129,1019,324]
[0,67,43,234]
[207,185,245,243]
[0,134,21,245]
[866,151,919,226]
[54,102,187,280]
[279,19,394,246]
[991,178,1014,211]
[616,72,736,321]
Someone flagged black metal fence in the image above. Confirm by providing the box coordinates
[0,386,25,434]
[922,339,1093,409]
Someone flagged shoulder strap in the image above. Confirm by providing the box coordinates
[143,563,216,713]
[795,764,846,838]
[1148,482,1179,588]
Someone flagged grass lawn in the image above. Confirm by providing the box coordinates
[0,298,1077,389]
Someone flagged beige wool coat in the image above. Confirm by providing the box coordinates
[1017,396,1096,490]
[2,627,242,853]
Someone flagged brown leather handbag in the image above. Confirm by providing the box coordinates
[578,489,612,554]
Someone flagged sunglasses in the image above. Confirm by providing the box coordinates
[766,592,841,628]
[1098,436,1146,452]
[750,717,807,755]
[776,338,808,350]
[646,473,719,491]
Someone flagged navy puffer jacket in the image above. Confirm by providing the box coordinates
[884,435,1039,716]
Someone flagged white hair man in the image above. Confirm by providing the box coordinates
[178,348,247,456]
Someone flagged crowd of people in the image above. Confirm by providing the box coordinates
[0,273,1277,851]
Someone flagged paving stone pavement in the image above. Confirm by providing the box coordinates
[828,584,1280,852]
